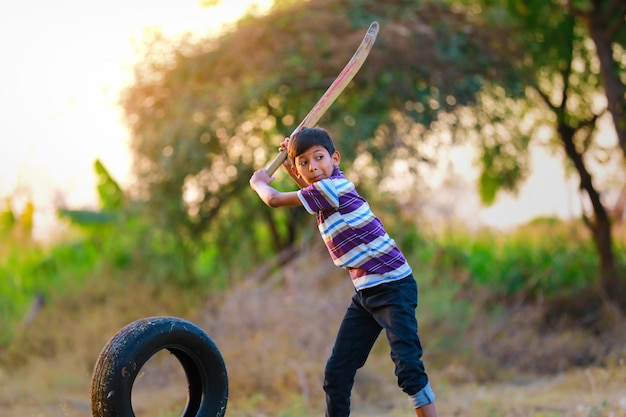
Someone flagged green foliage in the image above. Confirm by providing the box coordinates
[58,209,116,225]
[430,219,610,299]
[1,162,132,345]
[56,160,124,229]
[5,0,626,354]
[121,0,524,261]
[457,0,625,303]
[0,238,100,345]
[0,184,226,342]
[95,159,125,210]
[0,197,15,232]
[458,0,624,202]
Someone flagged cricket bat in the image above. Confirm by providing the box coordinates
[265,21,379,176]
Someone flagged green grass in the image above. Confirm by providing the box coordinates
[0,235,100,345]
[417,218,615,299]
[2,215,625,417]
[2,214,620,349]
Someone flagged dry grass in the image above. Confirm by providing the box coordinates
[1,241,626,417]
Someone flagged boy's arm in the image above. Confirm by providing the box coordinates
[250,169,303,208]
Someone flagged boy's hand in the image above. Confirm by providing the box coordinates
[249,167,302,208]
[249,169,274,190]
[279,137,292,170]
[279,137,290,151]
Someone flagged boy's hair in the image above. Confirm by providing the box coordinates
[288,127,336,164]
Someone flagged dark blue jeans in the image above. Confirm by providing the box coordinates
[323,275,429,417]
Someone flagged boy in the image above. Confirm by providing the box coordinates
[249,127,438,417]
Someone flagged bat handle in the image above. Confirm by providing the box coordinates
[265,149,287,176]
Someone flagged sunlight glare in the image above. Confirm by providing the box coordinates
[0,0,273,240]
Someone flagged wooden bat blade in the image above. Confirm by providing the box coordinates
[265,21,379,175]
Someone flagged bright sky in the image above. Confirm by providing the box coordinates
[0,0,271,240]
[0,0,608,240]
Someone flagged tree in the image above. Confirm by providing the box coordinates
[574,0,626,158]
[121,0,523,266]
[465,0,626,309]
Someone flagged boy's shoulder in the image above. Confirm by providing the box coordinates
[321,170,355,191]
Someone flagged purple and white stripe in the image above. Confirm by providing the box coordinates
[298,169,412,290]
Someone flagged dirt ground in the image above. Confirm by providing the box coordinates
[1,344,625,417]
[2,254,625,417]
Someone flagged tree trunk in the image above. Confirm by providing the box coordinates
[558,123,622,307]
[584,0,626,157]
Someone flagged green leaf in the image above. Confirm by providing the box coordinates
[94,159,124,210]
[57,209,116,226]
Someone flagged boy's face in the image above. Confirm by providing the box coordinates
[291,145,340,186]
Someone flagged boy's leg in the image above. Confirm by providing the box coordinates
[415,403,438,417]
[363,277,436,412]
[324,293,382,417]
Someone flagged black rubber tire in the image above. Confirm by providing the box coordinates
[90,316,228,417]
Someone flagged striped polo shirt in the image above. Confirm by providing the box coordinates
[297,167,412,290]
